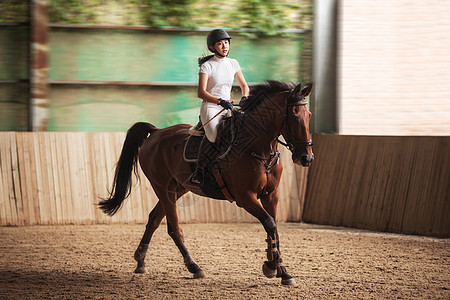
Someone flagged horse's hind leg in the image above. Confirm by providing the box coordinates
[158,183,205,279]
[134,201,165,273]
[166,222,205,278]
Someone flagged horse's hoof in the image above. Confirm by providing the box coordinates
[281,277,297,286]
[193,270,205,279]
[134,267,147,274]
[262,263,276,278]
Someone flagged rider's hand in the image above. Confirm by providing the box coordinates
[239,96,248,106]
[218,98,234,110]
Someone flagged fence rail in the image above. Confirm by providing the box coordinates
[0,132,308,225]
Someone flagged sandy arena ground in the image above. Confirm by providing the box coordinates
[0,223,449,299]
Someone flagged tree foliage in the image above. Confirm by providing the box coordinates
[0,0,29,23]
[234,0,299,35]
[0,0,312,36]
[138,0,197,28]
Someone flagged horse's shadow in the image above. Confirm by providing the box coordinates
[0,268,273,298]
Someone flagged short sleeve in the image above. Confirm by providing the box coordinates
[199,62,212,76]
[232,59,241,73]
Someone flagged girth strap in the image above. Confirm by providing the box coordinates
[251,146,280,198]
[212,167,235,204]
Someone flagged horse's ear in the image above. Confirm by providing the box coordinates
[301,82,313,97]
[292,83,303,96]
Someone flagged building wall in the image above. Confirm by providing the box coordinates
[338,0,450,135]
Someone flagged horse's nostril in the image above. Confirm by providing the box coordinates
[300,154,313,164]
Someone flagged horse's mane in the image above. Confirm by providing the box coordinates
[240,80,295,112]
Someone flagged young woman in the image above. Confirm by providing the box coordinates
[190,29,249,184]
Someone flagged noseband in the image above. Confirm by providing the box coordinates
[276,90,313,152]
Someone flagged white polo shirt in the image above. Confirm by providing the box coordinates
[199,56,241,100]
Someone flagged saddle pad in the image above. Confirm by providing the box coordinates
[184,139,234,202]
[183,136,202,162]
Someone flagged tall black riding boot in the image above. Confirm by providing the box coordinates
[190,137,215,185]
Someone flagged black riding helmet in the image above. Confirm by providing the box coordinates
[207,29,231,56]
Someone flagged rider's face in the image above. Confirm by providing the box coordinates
[213,39,229,57]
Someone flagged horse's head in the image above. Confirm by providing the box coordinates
[282,82,314,167]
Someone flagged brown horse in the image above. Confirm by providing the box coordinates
[99,80,313,285]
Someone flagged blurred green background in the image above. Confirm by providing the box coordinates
[0,0,312,131]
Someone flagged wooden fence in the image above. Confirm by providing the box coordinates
[0,132,308,225]
[1,132,448,237]
[304,135,450,237]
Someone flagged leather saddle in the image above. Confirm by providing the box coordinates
[183,112,239,202]
[183,112,237,163]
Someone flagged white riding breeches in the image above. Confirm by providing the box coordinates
[200,101,229,143]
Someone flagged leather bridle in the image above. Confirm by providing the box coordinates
[276,91,313,152]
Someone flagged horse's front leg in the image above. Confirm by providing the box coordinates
[263,230,296,285]
[240,193,296,286]
[260,189,296,285]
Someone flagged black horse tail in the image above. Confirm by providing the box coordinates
[99,122,157,216]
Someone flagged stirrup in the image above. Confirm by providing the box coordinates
[189,172,202,184]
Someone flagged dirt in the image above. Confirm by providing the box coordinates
[0,223,449,299]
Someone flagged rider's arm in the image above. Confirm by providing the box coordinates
[234,70,249,98]
[198,73,221,104]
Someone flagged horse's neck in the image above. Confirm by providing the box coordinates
[240,92,285,152]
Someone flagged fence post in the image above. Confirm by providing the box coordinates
[29,0,49,131]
